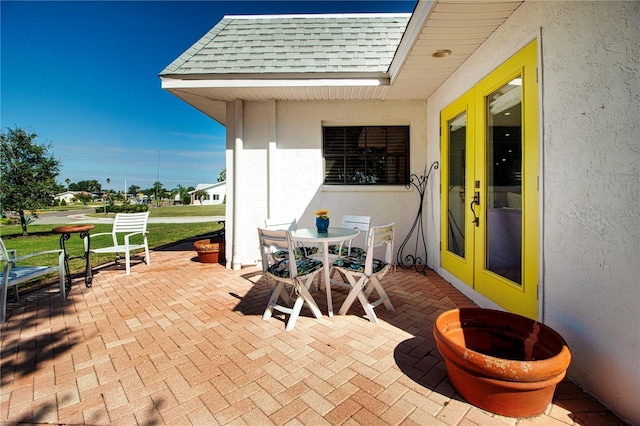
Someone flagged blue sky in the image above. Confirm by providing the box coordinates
[2,1,416,192]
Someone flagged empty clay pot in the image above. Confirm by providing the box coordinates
[433,308,571,418]
[194,239,225,264]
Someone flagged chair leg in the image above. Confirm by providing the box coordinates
[125,250,131,275]
[358,290,380,324]
[58,263,66,302]
[144,240,150,266]
[263,281,286,321]
[285,295,305,331]
[298,275,322,320]
[1,284,7,323]
[0,280,17,323]
[365,276,395,312]
[337,273,365,316]
[337,273,388,324]
[263,274,322,331]
[285,275,322,330]
[343,277,380,324]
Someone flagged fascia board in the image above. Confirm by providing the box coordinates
[161,77,389,89]
[388,0,438,84]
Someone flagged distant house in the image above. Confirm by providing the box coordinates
[189,182,226,205]
[54,191,89,204]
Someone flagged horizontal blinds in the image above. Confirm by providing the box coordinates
[323,126,409,184]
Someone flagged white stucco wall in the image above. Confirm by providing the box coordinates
[228,98,429,267]
[426,1,639,423]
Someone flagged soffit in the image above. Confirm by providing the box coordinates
[386,0,524,99]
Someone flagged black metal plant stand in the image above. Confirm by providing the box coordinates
[53,225,95,296]
[396,161,439,275]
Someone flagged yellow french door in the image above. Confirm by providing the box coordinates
[441,91,475,285]
[440,40,539,319]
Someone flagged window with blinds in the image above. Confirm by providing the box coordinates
[322,126,410,185]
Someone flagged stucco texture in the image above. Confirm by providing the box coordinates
[427,1,639,423]
[229,99,428,266]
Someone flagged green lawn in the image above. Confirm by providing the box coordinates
[141,204,225,217]
[1,218,225,293]
[36,203,225,217]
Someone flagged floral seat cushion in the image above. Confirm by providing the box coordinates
[268,257,323,278]
[327,244,366,257]
[273,246,318,260]
[332,255,387,274]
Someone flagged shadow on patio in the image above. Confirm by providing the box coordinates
[0,240,625,425]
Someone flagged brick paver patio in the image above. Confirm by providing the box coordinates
[1,241,625,425]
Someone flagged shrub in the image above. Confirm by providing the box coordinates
[1,216,19,225]
[95,204,149,214]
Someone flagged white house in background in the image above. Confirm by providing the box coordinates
[188,182,226,205]
[54,191,89,204]
[160,1,639,423]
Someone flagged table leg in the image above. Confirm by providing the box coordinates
[80,230,93,287]
[323,242,333,317]
[59,233,72,296]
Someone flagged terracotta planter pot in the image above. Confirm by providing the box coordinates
[194,239,225,264]
[433,308,571,418]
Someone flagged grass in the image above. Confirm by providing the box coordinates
[1,214,225,294]
[130,204,224,217]
[55,203,226,218]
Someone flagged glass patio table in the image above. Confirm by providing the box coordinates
[291,227,359,317]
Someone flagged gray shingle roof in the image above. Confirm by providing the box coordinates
[160,14,410,76]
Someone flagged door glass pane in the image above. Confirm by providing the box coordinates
[447,112,466,258]
[485,77,522,284]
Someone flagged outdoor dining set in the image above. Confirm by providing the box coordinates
[1,210,396,330]
[258,214,396,331]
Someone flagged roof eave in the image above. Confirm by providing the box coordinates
[387,0,437,84]
[160,74,390,90]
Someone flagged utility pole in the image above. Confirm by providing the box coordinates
[156,151,160,209]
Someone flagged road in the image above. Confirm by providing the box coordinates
[31,209,223,225]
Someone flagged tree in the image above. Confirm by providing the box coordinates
[128,185,140,197]
[175,184,191,205]
[53,182,65,194]
[69,179,101,193]
[194,189,207,205]
[152,181,164,207]
[0,127,61,235]
[218,167,226,182]
[74,192,93,205]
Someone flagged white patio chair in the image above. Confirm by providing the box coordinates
[90,212,150,275]
[264,217,318,258]
[328,214,371,257]
[258,227,323,331]
[1,237,65,323]
[333,223,396,324]
[325,215,371,290]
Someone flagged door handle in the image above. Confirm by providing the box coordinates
[470,191,480,227]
